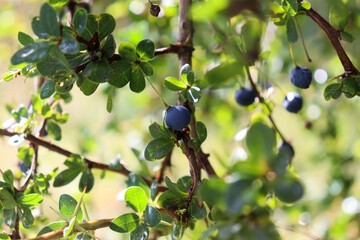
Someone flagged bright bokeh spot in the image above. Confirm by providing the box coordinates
[342,196,359,215]
[306,104,321,120]
[314,69,328,84]
[129,0,145,15]
[298,212,312,226]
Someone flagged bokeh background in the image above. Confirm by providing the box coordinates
[2,0,360,239]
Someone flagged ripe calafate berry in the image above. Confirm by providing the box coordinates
[165,106,191,131]
[235,88,256,106]
[278,142,295,158]
[274,175,304,203]
[290,67,312,89]
[283,92,303,113]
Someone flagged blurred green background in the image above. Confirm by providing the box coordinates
[2,0,360,239]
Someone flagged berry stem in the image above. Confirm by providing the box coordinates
[325,72,347,82]
[144,75,169,108]
[289,44,298,68]
[294,16,312,63]
[255,66,287,97]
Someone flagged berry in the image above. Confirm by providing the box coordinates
[165,106,191,131]
[283,92,303,113]
[274,175,304,203]
[235,88,256,106]
[18,162,30,174]
[278,142,295,158]
[290,67,312,89]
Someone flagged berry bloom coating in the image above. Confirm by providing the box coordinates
[283,92,303,113]
[165,106,191,131]
[290,67,312,89]
[278,142,295,158]
[235,88,256,106]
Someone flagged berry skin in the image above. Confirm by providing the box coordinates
[290,67,312,89]
[283,92,303,113]
[165,106,191,131]
[274,175,304,203]
[235,88,256,106]
[278,142,295,158]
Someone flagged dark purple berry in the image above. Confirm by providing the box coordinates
[166,106,191,131]
[290,67,312,89]
[235,88,256,106]
[283,92,303,113]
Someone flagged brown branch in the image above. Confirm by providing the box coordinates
[0,128,168,192]
[27,218,114,240]
[295,1,359,74]
[155,151,172,183]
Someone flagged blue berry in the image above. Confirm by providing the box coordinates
[278,142,295,158]
[283,92,303,113]
[290,67,312,89]
[235,88,256,106]
[166,106,191,131]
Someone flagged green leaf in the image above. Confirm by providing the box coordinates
[240,19,262,59]
[109,156,123,170]
[300,1,311,10]
[185,71,195,85]
[225,179,255,214]
[78,76,99,96]
[48,0,69,6]
[0,189,16,209]
[79,170,94,193]
[341,31,355,43]
[286,17,298,43]
[40,3,60,37]
[130,224,149,240]
[157,190,188,209]
[59,33,79,54]
[46,121,62,140]
[186,86,202,103]
[342,78,358,98]
[150,180,158,201]
[274,174,304,203]
[205,60,244,86]
[73,8,87,34]
[2,72,15,82]
[136,39,155,60]
[63,217,76,237]
[11,42,54,65]
[118,42,137,62]
[108,60,132,88]
[82,59,112,83]
[199,178,228,207]
[19,207,34,228]
[53,168,81,187]
[106,87,114,113]
[59,194,83,222]
[148,122,169,139]
[54,71,76,94]
[126,173,150,197]
[145,138,174,161]
[129,68,146,93]
[143,205,161,227]
[286,0,298,16]
[140,61,153,76]
[324,83,342,100]
[17,194,43,206]
[164,77,187,91]
[40,80,56,99]
[80,13,116,41]
[196,121,207,144]
[32,17,50,39]
[102,34,116,58]
[329,3,350,30]
[18,32,35,46]
[189,196,207,219]
[3,170,14,186]
[110,213,140,233]
[246,122,276,160]
[37,221,66,236]
[17,146,34,166]
[165,177,188,197]
[125,186,147,213]
[37,53,86,77]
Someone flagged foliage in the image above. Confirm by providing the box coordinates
[1,0,360,239]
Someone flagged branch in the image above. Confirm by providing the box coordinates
[0,129,168,192]
[155,151,172,183]
[297,2,359,74]
[27,218,114,240]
